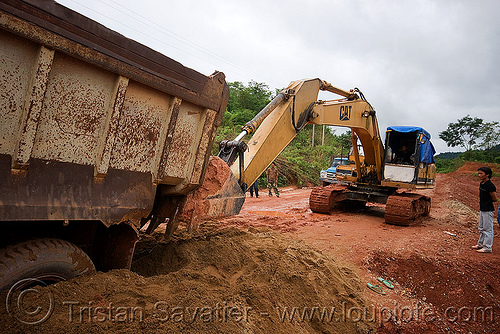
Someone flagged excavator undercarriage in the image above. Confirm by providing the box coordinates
[309,184,431,226]
[384,192,431,226]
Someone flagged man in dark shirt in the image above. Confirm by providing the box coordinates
[472,167,498,253]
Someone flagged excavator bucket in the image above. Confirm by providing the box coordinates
[176,156,245,230]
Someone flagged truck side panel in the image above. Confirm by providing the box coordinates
[0,1,229,225]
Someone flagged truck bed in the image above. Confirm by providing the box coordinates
[0,0,229,224]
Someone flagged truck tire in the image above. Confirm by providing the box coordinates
[0,238,96,291]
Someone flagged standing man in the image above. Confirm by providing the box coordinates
[266,163,280,197]
[249,182,259,198]
[472,166,498,253]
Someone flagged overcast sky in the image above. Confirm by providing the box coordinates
[56,0,499,154]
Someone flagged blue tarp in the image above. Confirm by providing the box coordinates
[387,126,436,163]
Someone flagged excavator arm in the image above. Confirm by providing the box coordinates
[219,78,384,188]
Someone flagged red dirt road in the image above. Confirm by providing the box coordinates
[221,162,500,333]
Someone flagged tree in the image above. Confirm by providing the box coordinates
[227,81,272,118]
[480,121,500,150]
[439,115,484,157]
[337,131,352,156]
[213,81,273,154]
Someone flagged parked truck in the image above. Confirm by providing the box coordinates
[319,157,351,186]
[0,0,244,290]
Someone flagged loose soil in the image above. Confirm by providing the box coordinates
[1,162,499,333]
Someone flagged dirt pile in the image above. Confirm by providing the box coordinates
[1,227,376,333]
[177,156,245,231]
[446,161,500,212]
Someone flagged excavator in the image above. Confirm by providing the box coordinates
[217,78,436,226]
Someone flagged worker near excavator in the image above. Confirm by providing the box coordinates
[473,166,498,253]
[266,163,280,197]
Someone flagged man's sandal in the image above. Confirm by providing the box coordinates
[367,283,386,295]
[377,277,395,289]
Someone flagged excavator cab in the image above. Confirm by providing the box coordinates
[382,126,436,189]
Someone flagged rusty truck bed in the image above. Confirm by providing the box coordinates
[0,0,229,224]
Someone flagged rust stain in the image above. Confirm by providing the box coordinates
[0,29,39,154]
[109,81,171,173]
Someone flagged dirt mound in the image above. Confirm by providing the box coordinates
[1,227,376,333]
[440,162,500,212]
[455,161,500,174]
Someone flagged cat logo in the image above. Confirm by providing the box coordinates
[340,106,351,121]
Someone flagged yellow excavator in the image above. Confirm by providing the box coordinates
[218,78,436,226]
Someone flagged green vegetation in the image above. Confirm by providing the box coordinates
[439,115,500,160]
[438,114,500,173]
[213,81,351,187]
[435,156,465,174]
[435,146,500,173]
[277,126,351,187]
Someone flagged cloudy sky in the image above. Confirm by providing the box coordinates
[56,0,499,154]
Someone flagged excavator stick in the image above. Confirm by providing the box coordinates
[384,193,431,226]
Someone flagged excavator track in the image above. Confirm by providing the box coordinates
[384,193,431,226]
[309,184,348,213]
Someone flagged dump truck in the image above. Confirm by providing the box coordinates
[0,0,244,290]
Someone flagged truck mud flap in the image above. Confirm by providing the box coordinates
[93,221,139,271]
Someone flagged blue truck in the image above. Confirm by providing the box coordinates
[319,157,351,186]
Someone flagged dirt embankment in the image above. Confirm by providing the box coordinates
[444,162,500,212]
